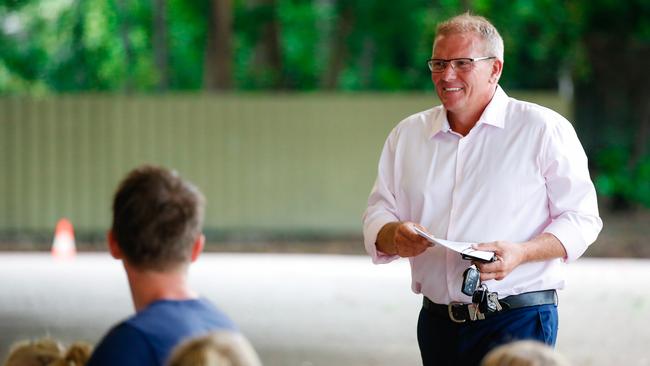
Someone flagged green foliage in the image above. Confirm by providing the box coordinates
[277,0,326,90]
[167,0,208,89]
[1,0,647,93]
[595,147,650,208]
[335,0,432,90]
[0,0,212,91]
[0,0,610,93]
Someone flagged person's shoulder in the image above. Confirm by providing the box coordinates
[192,297,238,330]
[390,106,440,137]
[87,322,155,366]
[189,297,236,324]
[506,96,569,127]
[130,298,237,332]
[397,106,440,126]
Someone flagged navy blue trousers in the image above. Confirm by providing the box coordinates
[417,303,558,366]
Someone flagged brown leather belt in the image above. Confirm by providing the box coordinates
[422,290,558,323]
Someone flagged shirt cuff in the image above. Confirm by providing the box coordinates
[543,219,588,262]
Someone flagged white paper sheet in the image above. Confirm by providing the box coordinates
[412,226,495,262]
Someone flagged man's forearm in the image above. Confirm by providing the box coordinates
[522,232,567,262]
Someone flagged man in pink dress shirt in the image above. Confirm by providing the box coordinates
[362,13,602,366]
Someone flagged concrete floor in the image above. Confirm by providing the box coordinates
[0,253,648,366]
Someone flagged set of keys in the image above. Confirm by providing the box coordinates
[461,264,502,316]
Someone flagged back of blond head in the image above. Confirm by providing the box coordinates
[435,12,504,61]
[3,338,63,366]
[3,338,92,366]
[167,332,261,366]
[48,342,93,366]
[481,341,571,366]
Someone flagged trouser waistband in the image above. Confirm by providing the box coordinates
[422,290,558,323]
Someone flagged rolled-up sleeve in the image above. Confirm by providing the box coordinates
[362,131,401,264]
[540,118,603,262]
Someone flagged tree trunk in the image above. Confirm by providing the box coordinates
[315,0,334,86]
[575,35,649,155]
[357,36,375,88]
[574,34,650,210]
[629,41,650,166]
[249,0,283,88]
[152,0,169,91]
[113,0,134,92]
[634,95,650,165]
[204,0,233,90]
[320,1,354,89]
[71,0,87,88]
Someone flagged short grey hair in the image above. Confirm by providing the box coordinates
[434,13,504,61]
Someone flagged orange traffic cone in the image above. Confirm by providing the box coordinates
[52,218,76,260]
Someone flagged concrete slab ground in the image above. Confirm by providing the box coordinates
[0,253,648,365]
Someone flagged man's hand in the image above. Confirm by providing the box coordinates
[376,222,431,257]
[472,233,566,281]
[472,241,526,281]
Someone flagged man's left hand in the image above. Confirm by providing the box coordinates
[472,241,526,281]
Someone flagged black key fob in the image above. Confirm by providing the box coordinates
[472,289,486,305]
[461,265,480,296]
[480,291,500,313]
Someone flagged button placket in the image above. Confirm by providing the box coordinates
[445,136,467,298]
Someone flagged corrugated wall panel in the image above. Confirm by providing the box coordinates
[0,92,568,239]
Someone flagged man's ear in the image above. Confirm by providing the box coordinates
[190,234,205,263]
[490,58,503,84]
[107,230,123,260]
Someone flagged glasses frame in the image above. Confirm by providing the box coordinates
[427,56,496,73]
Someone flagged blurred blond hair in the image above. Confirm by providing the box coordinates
[49,341,92,366]
[481,340,571,366]
[167,331,261,366]
[3,338,92,366]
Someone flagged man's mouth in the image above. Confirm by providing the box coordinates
[443,87,463,92]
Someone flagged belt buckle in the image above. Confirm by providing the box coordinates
[448,302,467,323]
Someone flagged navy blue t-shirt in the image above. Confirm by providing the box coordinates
[87,298,237,366]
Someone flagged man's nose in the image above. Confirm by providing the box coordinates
[440,63,458,79]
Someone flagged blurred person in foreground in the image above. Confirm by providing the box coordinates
[3,337,92,366]
[362,12,602,365]
[87,165,248,366]
[481,340,571,366]
[167,331,261,366]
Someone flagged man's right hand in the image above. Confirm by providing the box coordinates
[376,221,431,257]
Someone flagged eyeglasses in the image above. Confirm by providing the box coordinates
[427,56,496,73]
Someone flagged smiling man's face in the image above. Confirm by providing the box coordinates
[431,32,500,122]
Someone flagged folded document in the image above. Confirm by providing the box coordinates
[412,226,496,263]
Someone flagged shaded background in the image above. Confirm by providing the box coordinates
[1,0,648,251]
[1,1,650,365]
